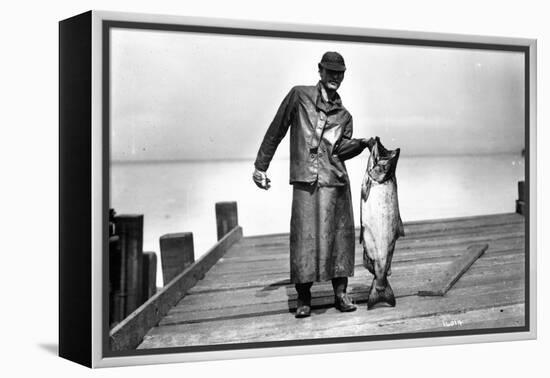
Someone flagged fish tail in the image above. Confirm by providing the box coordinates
[363,254,375,275]
[367,278,396,309]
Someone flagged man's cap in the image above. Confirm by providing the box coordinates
[318,51,346,72]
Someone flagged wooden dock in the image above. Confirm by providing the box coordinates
[127,212,525,350]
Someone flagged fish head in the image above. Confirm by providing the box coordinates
[367,137,400,183]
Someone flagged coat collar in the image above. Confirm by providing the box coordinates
[315,81,343,113]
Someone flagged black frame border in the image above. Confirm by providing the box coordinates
[59,10,93,368]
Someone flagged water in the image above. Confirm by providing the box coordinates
[111,154,524,286]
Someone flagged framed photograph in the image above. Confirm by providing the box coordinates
[59,10,537,368]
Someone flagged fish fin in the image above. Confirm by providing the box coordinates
[361,177,371,202]
[363,254,375,275]
[359,199,364,245]
[398,215,405,237]
[360,184,366,202]
[359,180,371,245]
[359,179,371,246]
[367,279,396,309]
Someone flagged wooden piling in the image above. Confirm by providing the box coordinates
[108,235,124,328]
[160,233,195,286]
[518,181,525,201]
[141,252,157,303]
[114,215,144,316]
[110,226,243,351]
[215,201,239,240]
[516,181,525,215]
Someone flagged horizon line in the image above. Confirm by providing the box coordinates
[111,150,524,165]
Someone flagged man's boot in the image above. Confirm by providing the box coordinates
[295,282,313,318]
[332,277,357,312]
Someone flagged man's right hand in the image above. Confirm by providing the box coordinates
[252,168,271,190]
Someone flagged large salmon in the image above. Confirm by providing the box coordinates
[360,137,404,309]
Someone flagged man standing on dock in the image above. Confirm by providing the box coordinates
[253,51,375,318]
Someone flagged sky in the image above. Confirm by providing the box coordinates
[110,28,525,161]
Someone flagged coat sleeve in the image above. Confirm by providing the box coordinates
[254,87,297,172]
[333,115,367,161]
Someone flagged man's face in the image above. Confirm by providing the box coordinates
[319,67,345,91]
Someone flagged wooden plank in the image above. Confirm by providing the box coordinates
[109,226,243,351]
[452,259,525,290]
[156,283,525,340]
[403,213,523,235]
[201,257,522,298]
[165,255,524,319]
[425,315,525,332]
[418,244,488,296]
[138,281,524,348]
[238,213,522,246]
[352,303,525,334]
[192,251,522,298]
[366,230,522,253]
[206,236,523,277]
[218,231,523,273]
[192,249,524,299]
[238,217,524,249]
[400,212,521,228]
[398,219,523,242]
[391,235,523,260]
[216,234,524,267]
[159,264,525,326]
[190,246,524,293]
[230,221,523,255]
[160,258,524,322]
[230,225,524,260]
[188,258,523,299]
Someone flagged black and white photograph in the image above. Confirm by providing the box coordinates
[6,0,549,376]
[104,18,531,354]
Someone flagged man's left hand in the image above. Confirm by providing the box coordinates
[361,137,376,150]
